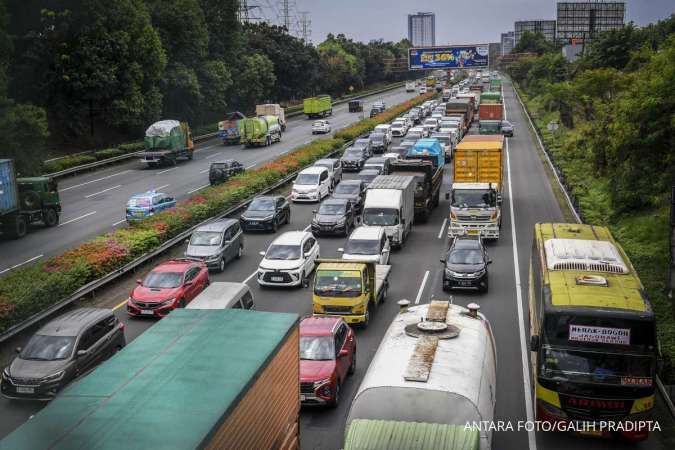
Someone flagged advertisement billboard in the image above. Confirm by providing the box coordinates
[408,45,489,70]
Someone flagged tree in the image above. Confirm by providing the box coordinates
[585,24,643,70]
[199,0,242,61]
[198,60,233,115]
[317,38,361,96]
[512,31,556,56]
[233,54,276,111]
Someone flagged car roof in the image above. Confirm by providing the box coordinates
[349,226,383,240]
[365,157,385,163]
[299,166,327,175]
[452,237,483,250]
[300,316,342,336]
[359,169,381,175]
[211,159,239,165]
[193,218,238,233]
[129,191,164,199]
[152,259,196,272]
[38,308,113,337]
[339,179,363,186]
[315,158,337,164]
[272,231,310,245]
[322,197,349,206]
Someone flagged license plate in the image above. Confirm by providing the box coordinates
[141,310,154,315]
[16,387,34,394]
[459,281,473,286]
[249,221,258,225]
[134,211,144,217]
[271,276,284,282]
[300,395,306,401]
[467,229,479,235]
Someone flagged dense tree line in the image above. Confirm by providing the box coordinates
[508,18,675,213]
[0,0,414,172]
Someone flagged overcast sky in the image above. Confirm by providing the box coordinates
[289,0,674,44]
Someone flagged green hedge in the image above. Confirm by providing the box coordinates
[0,92,434,334]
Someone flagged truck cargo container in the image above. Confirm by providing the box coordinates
[218,111,246,145]
[304,95,333,118]
[362,175,415,248]
[478,103,503,121]
[390,161,441,222]
[139,120,194,167]
[478,120,503,135]
[239,115,282,147]
[479,92,501,104]
[489,79,502,92]
[256,104,286,131]
[456,93,478,112]
[0,159,61,238]
[445,99,474,129]
[0,309,300,450]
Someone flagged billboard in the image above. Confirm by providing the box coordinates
[408,45,489,70]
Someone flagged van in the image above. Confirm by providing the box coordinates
[291,166,331,202]
[186,282,255,310]
[185,219,244,272]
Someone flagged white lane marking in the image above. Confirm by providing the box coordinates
[84,185,122,198]
[414,270,430,304]
[199,168,210,174]
[0,255,44,275]
[112,219,127,226]
[188,184,209,194]
[206,152,223,159]
[198,144,218,151]
[58,211,97,227]
[60,171,130,192]
[245,163,257,170]
[155,184,170,191]
[437,218,447,239]
[156,167,177,175]
[506,136,537,450]
[243,269,258,284]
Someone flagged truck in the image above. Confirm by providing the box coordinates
[362,175,415,248]
[0,309,301,450]
[217,111,245,145]
[478,103,503,121]
[239,115,282,147]
[312,259,391,327]
[489,78,502,92]
[425,76,435,88]
[405,81,416,92]
[445,99,474,129]
[442,88,452,102]
[344,300,497,450]
[456,92,479,112]
[0,159,61,238]
[479,91,501,104]
[256,103,286,131]
[139,120,194,168]
[448,135,504,240]
[478,120,503,135]
[304,95,332,118]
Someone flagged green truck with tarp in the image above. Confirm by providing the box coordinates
[239,115,282,147]
[303,95,333,118]
[479,91,501,104]
[0,309,301,450]
[139,120,194,168]
[489,78,502,92]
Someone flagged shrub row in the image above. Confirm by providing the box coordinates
[0,92,435,334]
[43,142,145,174]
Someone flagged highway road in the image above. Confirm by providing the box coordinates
[0,79,672,450]
[0,86,417,276]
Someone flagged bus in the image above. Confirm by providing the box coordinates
[528,223,657,442]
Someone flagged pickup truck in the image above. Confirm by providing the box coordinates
[312,259,390,327]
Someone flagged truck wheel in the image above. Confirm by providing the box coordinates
[4,215,27,239]
[187,152,194,160]
[266,136,271,147]
[348,350,356,375]
[147,162,158,169]
[43,208,59,227]
[381,283,388,303]
[362,308,370,328]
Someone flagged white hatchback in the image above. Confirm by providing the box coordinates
[258,231,320,287]
[312,120,331,134]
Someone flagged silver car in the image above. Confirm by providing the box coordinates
[185,219,244,272]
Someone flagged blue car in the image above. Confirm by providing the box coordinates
[126,191,176,223]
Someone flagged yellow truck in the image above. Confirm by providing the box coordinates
[447,135,503,240]
[312,259,391,327]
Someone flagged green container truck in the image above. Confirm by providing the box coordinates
[303,95,333,118]
[0,309,301,450]
[239,115,282,147]
[489,79,502,92]
[479,91,501,104]
[139,120,194,168]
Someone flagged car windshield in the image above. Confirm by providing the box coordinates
[190,231,222,246]
[448,248,483,264]
[248,197,276,211]
[265,244,301,260]
[143,271,183,288]
[344,239,380,255]
[335,183,359,194]
[295,173,319,185]
[391,123,404,129]
[313,121,325,127]
[20,335,75,361]
[300,336,335,361]
[314,162,332,171]
[314,270,362,297]
[370,134,385,143]
[128,197,151,207]
[319,203,346,215]
[363,208,399,226]
[344,149,363,157]
[451,189,496,208]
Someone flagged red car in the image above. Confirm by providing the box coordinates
[127,259,209,318]
[299,316,356,407]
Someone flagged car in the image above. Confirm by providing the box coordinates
[208,160,244,186]
[357,168,381,187]
[299,316,355,407]
[388,146,409,159]
[127,259,210,317]
[340,147,367,172]
[395,116,412,129]
[339,226,391,265]
[501,120,514,137]
[390,122,407,137]
[408,126,428,138]
[430,132,455,163]
[419,86,427,94]
[363,157,391,175]
[368,132,388,154]
[399,140,416,153]
[331,179,367,212]
[240,195,290,232]
[423,118,440,134]
[441,236,491,292]
[381,152,401,164]
[292,166,331,202]
[311,198,357,236]
[312,120,331,134]
[353,138,373,158]
[373,124,393,145]
[313,158,343,188]
[1,308,125,401]
[125,191,176,223]
[257,231,319,288]
[348,99,364,112]
[185,219,244,272]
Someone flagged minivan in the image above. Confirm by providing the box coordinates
[292,166,331,202]
[186,282,255,310]
[185,219,244,272]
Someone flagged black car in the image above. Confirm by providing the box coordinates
[441,237,491,292]
[340,147,367,172]
[357,169,381,186]
[311,198,356,236]
[353,138,373,158]
[348,99,364,112]
[331,179,366,211]
[369,132,388,154]
[1,308,125,400]
[240,195,290,232]
[209,160,244,185]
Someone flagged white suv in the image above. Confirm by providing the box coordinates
[292,166,331,202]
[339,226,391,265]
[258,231,320,287]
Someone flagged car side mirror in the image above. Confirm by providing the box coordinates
[337,248,344,253]
[440,258,446,264]
[185,239,190,244]
[184,280,194,286]
[15,347,21,354]
[530,335,540,352]
[488,259,493,264]
[312,210,317,214]
[259,251,266,257]
[136,279,142,285]
[304,252,312,258]
[77,349,88,357]
[224,240,231,245]
[497,194,503,204]
[445,192,450,200]
[339,349,349,358]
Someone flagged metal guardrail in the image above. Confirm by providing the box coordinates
[43,82,407,179]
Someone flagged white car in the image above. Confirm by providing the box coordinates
[390,122,407,137]
[339,226,391,265]
[381,152,401,163]
[291,166,331,202]
[419,86,427,94]
[409,126,428,138]
[258,231,320,287]
[312,120,331,134]
[395,116,412,129]
[373,124,393,145]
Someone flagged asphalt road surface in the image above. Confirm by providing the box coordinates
[0,86,417,276]
[0,79,672,450]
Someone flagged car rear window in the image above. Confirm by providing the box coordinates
[128,197,151,207]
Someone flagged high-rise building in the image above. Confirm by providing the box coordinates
[408,12,435,47]
[488,43,501,68]
[556,2,625,44]
[515,20,557,46]
[501,31,515,56]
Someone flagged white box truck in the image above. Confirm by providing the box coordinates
[362,175,415,248]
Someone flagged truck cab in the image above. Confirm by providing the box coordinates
[312,259,390,327]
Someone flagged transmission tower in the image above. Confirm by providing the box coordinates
[298,11,311,43]
[277,0,296,31]
[239,0,262,23]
